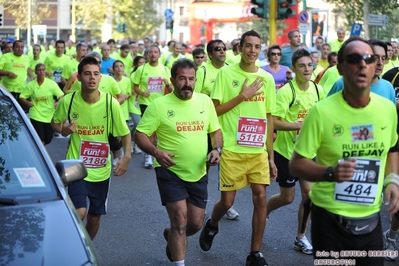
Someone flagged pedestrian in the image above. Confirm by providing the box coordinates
[134,58,222,266]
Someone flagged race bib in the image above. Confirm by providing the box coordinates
[147,77,163,93]
[79,140,109,168]
[334,158,380,205]
[53,70,62,83]
[236,117,267,147]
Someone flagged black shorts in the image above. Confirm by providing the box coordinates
[312,204,383,266]
[30,118,54,145]
[274,151,298,188]
[68,178,110,216]
[139,104,148,117]
[155,167,208,209]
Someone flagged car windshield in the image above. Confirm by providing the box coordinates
[0,94,59,204]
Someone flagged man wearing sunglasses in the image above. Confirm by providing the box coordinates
[191,47,206,67]
[194,39,240,221]
[290,37,399,266]
[200,30,277,266]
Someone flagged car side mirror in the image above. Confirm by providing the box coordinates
[55,160,87,186]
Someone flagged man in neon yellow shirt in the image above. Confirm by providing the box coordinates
[61,43,88,86]
[164,42,185,69]
[44,40,70,89]
[290,37,399,265]
[28,44,46,80]
[115,44,133,75]
[328,28,346,53]
[268,49,324,255]
[135,59,222,265]
[391,41,399,68]
[51,56,131,240]
[0,40,30,111]
[132,44,171,168]
[160,40,175,65]
[65,40,76,58]
[200,30,277,266]
[317,43,330,69]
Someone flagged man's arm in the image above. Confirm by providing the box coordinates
[133,83,149,98]
[113,133,131,176]
[208,129,223,165]
[212,78,264,116]
[51,118,76,137]
[19,98,33,108]
[384,151,399,215]
[273,116,302,131]
[0,70,16,78]
[266,113,277,180]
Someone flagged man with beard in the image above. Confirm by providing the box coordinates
[132,44,171,168]
[134,59,222,266]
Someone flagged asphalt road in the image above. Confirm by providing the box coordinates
[47,137,398,266]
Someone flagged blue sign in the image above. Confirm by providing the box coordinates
[298,11,309,23]
[350,23,362,37]
[164,9,174,19]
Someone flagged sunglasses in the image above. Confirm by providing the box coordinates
[214,46,227,52]
[270,52,282,56]
[195,56,205,59]
[344,53,376,65]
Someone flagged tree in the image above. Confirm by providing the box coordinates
[76,0,163,40]
[0,0,51,29]
[325,0,399,38]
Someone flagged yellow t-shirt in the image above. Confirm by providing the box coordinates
[136,92,220,182]
[131,62,171,106]
[312,65,324,81]
[0,53,30,93]
[115,76,131,121]
[294,92,397,217]
[194,61,226,95]
[318,66,340,95]
[274,79,324,159]
[29,56,47,72]
[53,91,130,182]
[44,53,71,84]
[328,39,345,53]
[70,75,121,97]
[114,54,133,75]
[65,47,76,58]
[210,63,276,154]
[317,58,328,69]
[61,59,79,80]
[20,78,64,123]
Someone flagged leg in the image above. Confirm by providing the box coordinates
[86,214,101,240]
[297,179,311,238]
[266,186,295,216]
[250,184,267,252]
[186,202,206,236]
[384,213,399,261]
[209,190,236,227]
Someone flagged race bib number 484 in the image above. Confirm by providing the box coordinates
[80,140,109,168]
[236,117,267,147]
[334,158,380,205]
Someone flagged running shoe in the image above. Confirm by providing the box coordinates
[144,154,153,169]
[199,219,218,251]
[383,229,399,261]
[246,252,269,266]
[163,228,173,262]
[294,236,313,255]
[226,207,239,220]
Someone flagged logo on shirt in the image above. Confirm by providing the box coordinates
[72,112,79,120]
[167,110,175,118]
[333,124,344,137]
[232,80,240,88]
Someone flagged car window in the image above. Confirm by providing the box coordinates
[0,95,59,203]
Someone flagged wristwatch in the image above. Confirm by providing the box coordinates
[213,147,222,156]
[323,166,334,182]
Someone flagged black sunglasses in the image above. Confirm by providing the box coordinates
[195,56,205,59]
[270,52,281,56]
[344,54,376,65]
[214,46,227,52]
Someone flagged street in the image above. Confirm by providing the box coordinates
[47,137,397,266]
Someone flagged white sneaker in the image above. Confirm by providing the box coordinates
[134,144,142,154]
[384,229,399,261]
[144,154,153,169]
[294,236,313,255]
[226,207,239,220]
[112,158,119,167]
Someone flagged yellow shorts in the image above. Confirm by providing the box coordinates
[219,150,270,191]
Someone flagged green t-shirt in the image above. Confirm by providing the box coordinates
[274,79,324,159]
[114,54,133,75]
[131,62,171,106]
[61,58,79,80]
[29,56,46,72]
[160,51,171,65]
[53,91,130,182]
[311,65,324,81]
[116,76,131,121]
[20,78,63,123]
[44,53,71,83]
[70,75,121,96]
[210,63,276,154]
[165,54,185,69]
[65,47,76,58]
[328,39,345,53]
[294,92,398,217]
[136,92,220,182]
[0,53,30,93]
[318,66,340,94]
[317,58,328,69]
[195,62,225,95]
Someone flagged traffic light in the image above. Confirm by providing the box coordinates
[250,0,268,19]
[0,12,3,28]
[166,18,173,29]
[121,23,126,33]
[277,0,297,19]
[116,23,127,33]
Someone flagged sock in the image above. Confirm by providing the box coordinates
[388,228,399,240]
[173,259,185,266]
[250,251,260,258]
[206,219,218,230]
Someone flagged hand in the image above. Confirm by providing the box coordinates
[113,156,130,176]
[240,78,263,99]
[143,91,150,98]
[207,150,220,166]
[286,69,293,79]
[27,102,34,108]
[384,183,399,215]
[60,119,76,137]
[269,159,278,181]
[332,158,357,183]
[8,72,17,79]
[46,72,53,78]
[154,149,176,168]
[162,78,169,85]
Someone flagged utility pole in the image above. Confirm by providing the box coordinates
[269,0,277,44]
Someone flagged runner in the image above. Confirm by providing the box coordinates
[44,40,70,90]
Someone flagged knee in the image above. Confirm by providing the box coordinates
[282,193,295,205]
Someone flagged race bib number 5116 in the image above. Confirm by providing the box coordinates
[236,117,267,147]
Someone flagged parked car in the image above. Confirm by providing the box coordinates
[0,86,102,265]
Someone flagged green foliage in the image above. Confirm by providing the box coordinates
[76,0,163,39]
[236,17,288,44]
[0,0,51,29]
[373,9,399,41]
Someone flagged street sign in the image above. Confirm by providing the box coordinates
[368,14,388,26]
[298,11,309,23]
[164,9,174,19]
[32,25,47,35]
[350,23,362,37]
[299,23,308,34]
